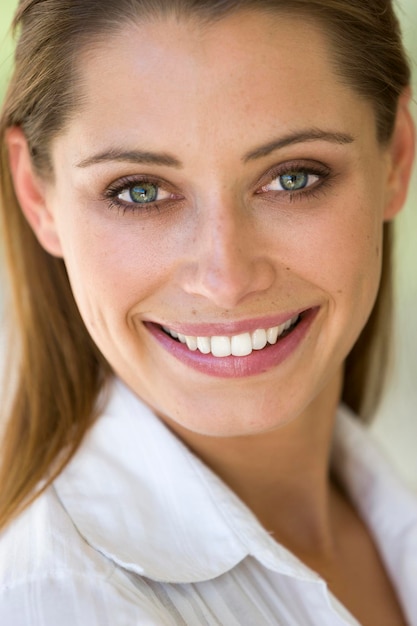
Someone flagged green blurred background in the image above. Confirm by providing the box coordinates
[0,0,416,485]
[0,1,15,98]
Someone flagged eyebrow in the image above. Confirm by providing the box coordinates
[76,149,182,169]
[243,129,355,162]
[75,129,355,169]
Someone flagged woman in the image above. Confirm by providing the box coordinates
[0,0,415,624]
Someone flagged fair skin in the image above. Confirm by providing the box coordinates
[7,10,414,625]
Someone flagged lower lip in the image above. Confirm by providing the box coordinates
[145,308,318,378]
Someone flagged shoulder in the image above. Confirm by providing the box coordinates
[0,488,175,626]
[0,484,113,585]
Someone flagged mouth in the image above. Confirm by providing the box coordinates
[145,308,317,378]
[160,313,300,358]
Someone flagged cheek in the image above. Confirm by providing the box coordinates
[322,216,380,285]
[306,197,384,333]
[54,206,173,328]
[278,188,384,330]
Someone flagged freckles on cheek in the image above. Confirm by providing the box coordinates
[338,225,383,304]
[302,208,380,295]
[66,219,174,320]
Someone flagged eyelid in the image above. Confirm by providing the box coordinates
[101,158,333,215]
[117,183,171,204]
[254,159,331,197]
[105,174,177,196]
[103,174,182,213]
[257,159,330,185]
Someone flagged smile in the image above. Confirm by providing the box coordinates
[162,314,300,358]
[146,308,317,378]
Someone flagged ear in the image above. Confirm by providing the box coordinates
[383,90,415,222]
[5,126,63,257]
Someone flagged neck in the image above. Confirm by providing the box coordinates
[170,370,344,557]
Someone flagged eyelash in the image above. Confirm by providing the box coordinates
[257,161,332,203]
[102,161,332,215]
[103,175,176,215]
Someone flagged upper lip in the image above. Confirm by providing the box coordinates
[145,307,314,337]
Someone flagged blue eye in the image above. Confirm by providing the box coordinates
[104,175,179,214]
[119,183,159,204]
[279,172,309,191]
[260,168,322,195]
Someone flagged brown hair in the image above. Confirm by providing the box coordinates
[0,0,411,529]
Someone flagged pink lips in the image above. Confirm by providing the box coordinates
[145,308,318,378]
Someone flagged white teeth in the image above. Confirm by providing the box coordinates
[266,326,279,344]
[163,314,299,357]
[185,336,198,351]
[251,328,267,350]
[197,336,211,354]
[211,336,231,357]
[231,333,252,356]
[163,325,178,338]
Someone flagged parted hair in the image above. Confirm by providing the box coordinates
[0,0,411,529]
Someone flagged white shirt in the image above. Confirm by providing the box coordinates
[0,378,416,625]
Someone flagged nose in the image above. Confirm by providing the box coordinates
[181,197,276,309]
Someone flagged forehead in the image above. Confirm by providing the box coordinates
[61,10,376,163]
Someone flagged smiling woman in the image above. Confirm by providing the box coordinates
[0,1,416,625]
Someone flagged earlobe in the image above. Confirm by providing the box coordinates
[383,90,416,222]
[5,126,63,257]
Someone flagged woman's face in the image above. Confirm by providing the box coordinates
[37,11,399,435]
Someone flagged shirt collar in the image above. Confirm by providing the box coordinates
[54,378,417,588]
